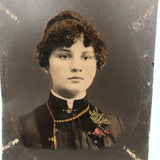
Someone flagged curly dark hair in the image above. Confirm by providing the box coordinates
[36,11,107,69]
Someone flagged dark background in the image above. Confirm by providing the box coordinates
[0,0,158,160]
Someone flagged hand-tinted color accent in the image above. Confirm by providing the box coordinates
[18,92,125,150]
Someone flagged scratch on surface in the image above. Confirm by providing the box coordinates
[10,117,19,135]
[0,2,19,22]
[131,5,155,32]
[123,146,142,160]
[2,138,19,153]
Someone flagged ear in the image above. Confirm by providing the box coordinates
[42,68,49,74]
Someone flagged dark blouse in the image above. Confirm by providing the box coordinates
[18,92,125,150]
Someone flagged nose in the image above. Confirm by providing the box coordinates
[70,57,82,73]
[71,68,82,72]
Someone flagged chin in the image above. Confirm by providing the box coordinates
[67,88,84,95]
[55,86,84,98]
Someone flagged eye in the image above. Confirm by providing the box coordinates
[81,55,94,61]
[58,54,71,60]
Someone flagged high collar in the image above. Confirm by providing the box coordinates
[47,91,89,114]
[50,89,86,109]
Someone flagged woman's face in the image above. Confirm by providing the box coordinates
[48,36,97,98]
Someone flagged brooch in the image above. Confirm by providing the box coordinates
[62,108,77,114]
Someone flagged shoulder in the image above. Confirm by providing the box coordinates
[107,114,126,140]
[18,104,46,148]
[19,103,46,128]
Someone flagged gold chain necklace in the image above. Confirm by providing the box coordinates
[46,102,90,150]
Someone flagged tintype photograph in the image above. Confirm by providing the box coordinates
[0,0,158,160]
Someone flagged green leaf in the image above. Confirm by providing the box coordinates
[89,107,111,127]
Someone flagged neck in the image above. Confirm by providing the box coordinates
[51,87,86,99]
[51,89,86,101]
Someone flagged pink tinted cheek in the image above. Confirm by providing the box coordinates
[51,63,68,78]
[85,66,96,78]
[49,63,62,75]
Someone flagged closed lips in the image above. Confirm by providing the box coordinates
[68,77,84,80]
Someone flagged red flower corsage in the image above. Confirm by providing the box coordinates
[92,128,110,138]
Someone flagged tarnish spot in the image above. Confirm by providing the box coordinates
[143,54,148,58]
[0,2,19,22]
[2,138,19,153]
[148,132,150,139]
[123,146,142,160]
[140,54,148,59]
[33,156,38,160]
[131,5,155,32]
[147,81,151,86]
[137,120,146,125]
[2,51,6,56]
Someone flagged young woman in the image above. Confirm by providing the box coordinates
[19,11,125,150]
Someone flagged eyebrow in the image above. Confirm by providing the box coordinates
[81,51,91,54]
[58,49,93,54]
[58,49,71,52]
